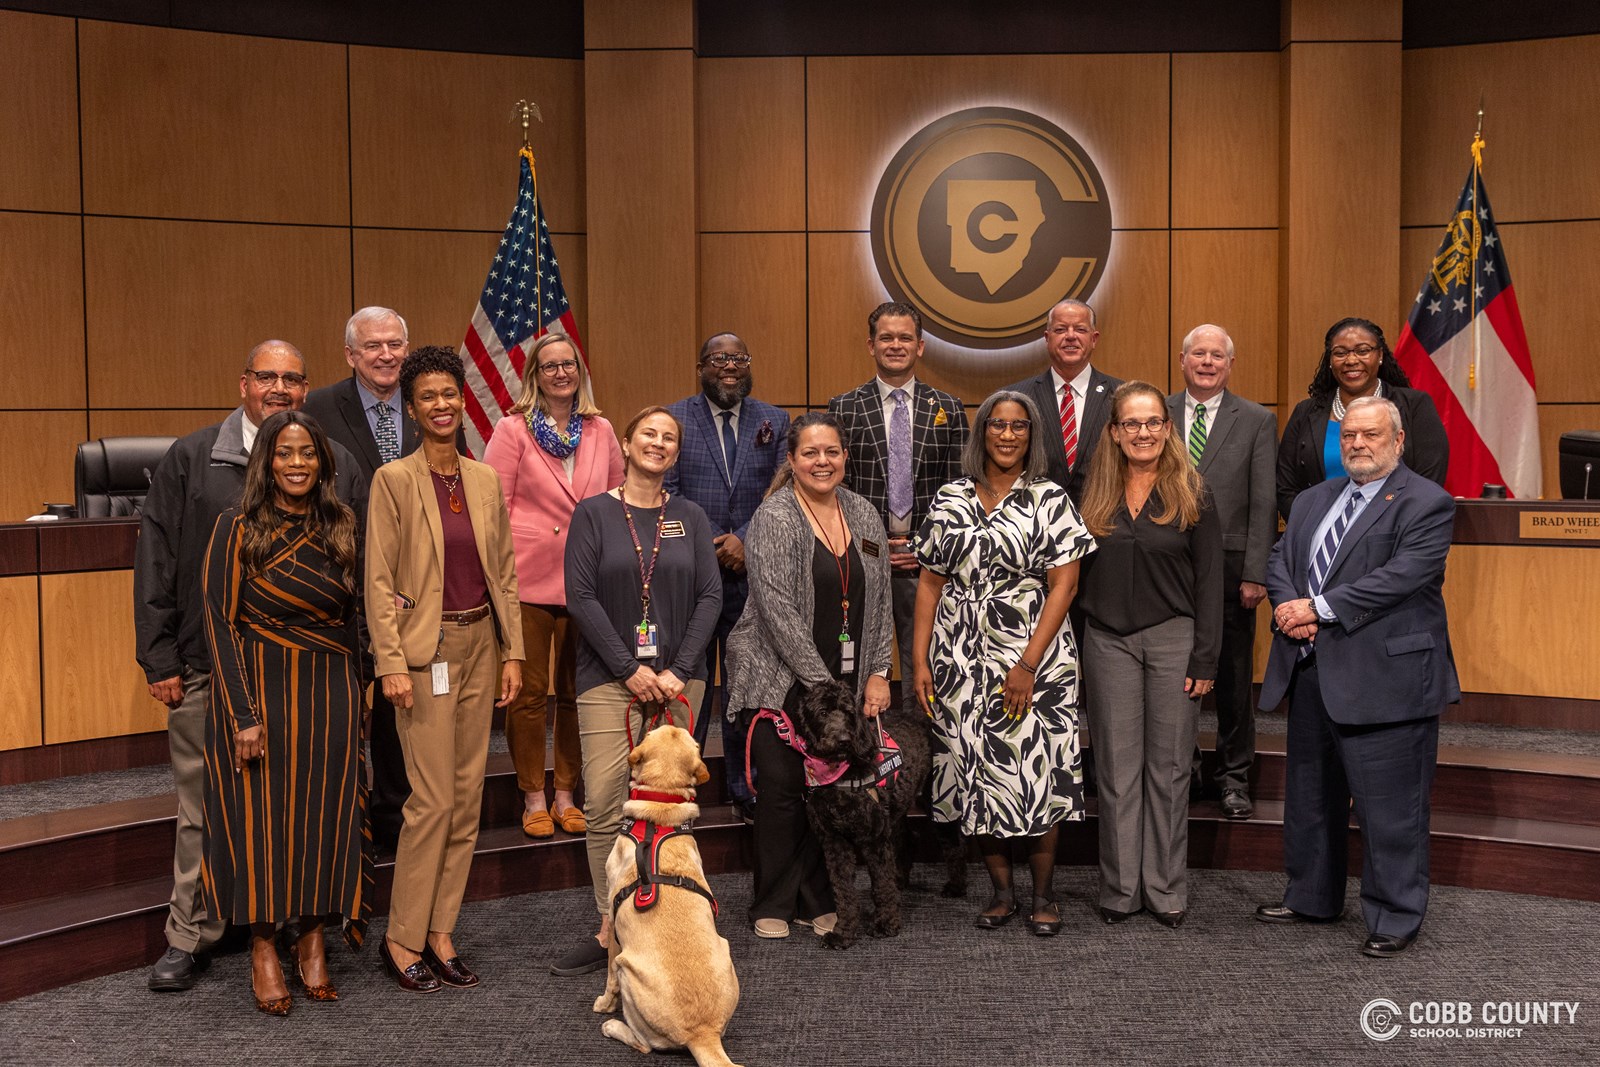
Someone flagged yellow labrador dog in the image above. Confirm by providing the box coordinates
[594,725,741,1067]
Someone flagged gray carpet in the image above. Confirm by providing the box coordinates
[3,867,1596,1066]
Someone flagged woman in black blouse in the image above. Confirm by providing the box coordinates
[1077,381,1222,928]
[1277,316,1449,521]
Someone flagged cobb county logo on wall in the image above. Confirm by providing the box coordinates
[870,106,1112,350]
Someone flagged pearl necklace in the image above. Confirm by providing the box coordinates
[1331,380,1384,420]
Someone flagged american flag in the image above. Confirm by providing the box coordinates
[1394,139,1539,498]
[461,146,585,457]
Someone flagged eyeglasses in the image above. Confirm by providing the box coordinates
[1116,417,1168,434]
[704,354,752,368]
[1330,345,1381,359]
[359,339,406,354]
[538,360,579,376]
[985,418,1032,434]
[247,371,309,389]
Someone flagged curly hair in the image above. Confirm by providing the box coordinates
[399,344,466,405]
[1079,381,1204,537]
[237,411,358,589]
[1307,317,1413,404]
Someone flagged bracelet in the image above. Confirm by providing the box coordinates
[1017,658,1037,675]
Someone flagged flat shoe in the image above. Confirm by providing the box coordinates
[1099,907,1138,925]
[1027,897,1061,937]
[1153,910,1186,928]
[1361,933,1415,958]
[794,913,837,936]
[1255,903,1338,925]
[550,938,609,976]
[522,809,555,839]
[974,897,1018,930]
[753,918,791,939]
[554,806,587,834]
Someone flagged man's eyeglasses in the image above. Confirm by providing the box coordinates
[985,418,1032,434]
[247,371,309,389]
[538,360,579,376]
[1117,417,1168,434]
[1330,344,1381,359]
[704,354,752,368]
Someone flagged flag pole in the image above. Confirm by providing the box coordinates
[512,100,545,335]
[1469,100,1485,391]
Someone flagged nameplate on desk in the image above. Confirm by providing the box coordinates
[1519,512,1600,540]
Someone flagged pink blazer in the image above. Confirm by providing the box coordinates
[483,412,624,606]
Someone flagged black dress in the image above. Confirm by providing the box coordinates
[748,538,863,924]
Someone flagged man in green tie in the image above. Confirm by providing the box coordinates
[1166,324,1278,819]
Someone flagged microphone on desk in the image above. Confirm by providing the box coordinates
[1585,461,1593,501]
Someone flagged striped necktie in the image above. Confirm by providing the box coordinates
[1188,403,1207,465]
[1300,488,1365,659]
[1059,387,1078,469]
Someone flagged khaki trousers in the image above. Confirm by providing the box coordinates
[577,678,704,916]
[389,615,498,951]
[166,667,227,952]
[504,603,582,794]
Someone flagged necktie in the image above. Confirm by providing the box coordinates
[1060,387,1078,469]
[887,388,912,520]
[1301,489,1365,658]
[374,401,400,464]
[1188,403,1208,466]
[719,410,738,479]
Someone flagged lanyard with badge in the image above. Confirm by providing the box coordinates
[795,489,856,674]
[622,492,668,659]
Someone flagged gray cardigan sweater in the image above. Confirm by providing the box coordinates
[724,485,893,718]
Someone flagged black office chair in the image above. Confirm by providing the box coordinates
[74,436,177,518]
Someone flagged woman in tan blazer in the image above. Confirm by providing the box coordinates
[365,345,523,994]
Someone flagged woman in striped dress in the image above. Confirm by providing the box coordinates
[202,409,371,1015]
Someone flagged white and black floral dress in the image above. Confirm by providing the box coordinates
[915,478,1096,836]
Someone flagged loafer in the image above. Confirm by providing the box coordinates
[753,918,791,939]
[794,913,836,936]
[379,939,442,994]
[1221,789,1254,819]
[554,805,587,834]
[1361,933,1415,958]
[522,809,555,839]
[148,947,199,992]
[550,938,609,976]
[1153,910,1186,928]
[974,896,1018,930]
[422,944,479,987]
[1099,907,1138,925]
[1255,903,1338,924]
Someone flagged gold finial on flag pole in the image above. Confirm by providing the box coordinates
[1471,97,1485,170]
[511,100,543,151]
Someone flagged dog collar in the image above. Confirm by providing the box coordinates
[628,788,694,804]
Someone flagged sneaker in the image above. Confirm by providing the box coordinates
[752,918,790,939]
[549,938,609,976]
[794,912,837,936]
[1221,789,1254,820]
[147,947,199,992]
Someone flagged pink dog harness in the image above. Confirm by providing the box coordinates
[746,707,904,796]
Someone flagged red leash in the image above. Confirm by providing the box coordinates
[624,694,695,753]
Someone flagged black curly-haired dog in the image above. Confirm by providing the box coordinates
[793,678,934,950]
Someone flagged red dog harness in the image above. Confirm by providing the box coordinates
[610,804,720,921]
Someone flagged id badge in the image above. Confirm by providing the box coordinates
[635,621,659,659]
[840,638,856,675]
[430,660,450,696]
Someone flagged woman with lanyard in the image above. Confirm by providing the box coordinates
[724,411,894,940]
[554,406,723,976]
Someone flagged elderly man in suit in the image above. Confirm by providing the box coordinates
[1004,298,1122,503]
[1254,396,1457,958]
[828,301,968,710]
[663,332,791,821]
[302,305,418,852]
[1168,324,1277,819]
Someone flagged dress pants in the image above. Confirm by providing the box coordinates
[889,566,919,713]
[1195,550,1257,792]
[1282,657,1438,939]
[696,573,752,805]
[164,667,227,953]
[367,686,410,851]
[578,678,705,916]
[388,615,498,952]
[1084,617,1197,914]
[747,714,835,925]
[505,603,582,795]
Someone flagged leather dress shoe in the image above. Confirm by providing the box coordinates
[974,895,1018,930]
[1255,903,1338,924]
[1153,910,1186,928]
[148,947,201,992]
[1099,907,1138,925]
[1362,933,1415,958]
[422,944,479,987]
[380,938,442,994]
[1026,897,1062,937]
[1220,789,1254,819]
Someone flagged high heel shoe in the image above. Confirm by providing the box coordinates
[380,937,442,994]
[250,937,292,1016]
[295,924,339,1001]
[974,892,1018,930]
[422,943,480,988]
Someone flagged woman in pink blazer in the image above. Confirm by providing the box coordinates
[483,333,624,838]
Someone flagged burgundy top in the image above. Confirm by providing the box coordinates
[431,469,489,611]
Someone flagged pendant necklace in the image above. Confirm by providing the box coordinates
[428,460,464,514]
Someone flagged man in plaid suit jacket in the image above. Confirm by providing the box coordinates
[828,302,969,710]
[663,332,790,820]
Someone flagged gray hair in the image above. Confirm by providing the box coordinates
[244,339,304,372]
[962,390,1050,486]
[1345,395,1405,450]
[1047,298,1097,329]
[344,306,409,348]
[1180,323,1235,358]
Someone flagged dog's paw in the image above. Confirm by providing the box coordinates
[870,915,902,938]
[592,991,618,1014]
[821,930,854,951]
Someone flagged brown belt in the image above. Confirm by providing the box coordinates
[440,602,492,626]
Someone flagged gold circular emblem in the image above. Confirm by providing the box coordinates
[870,107,1112,349]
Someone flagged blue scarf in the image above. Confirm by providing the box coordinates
[528,408,584,459]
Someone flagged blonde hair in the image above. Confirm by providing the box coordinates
[1079,380,1204,537]
[509,332,601,417]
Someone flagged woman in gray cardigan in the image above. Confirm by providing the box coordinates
[725,412,894,939]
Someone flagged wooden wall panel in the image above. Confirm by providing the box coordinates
[0,576,42,751]
[806,233,895,405]
[89,410,234,441]
[84,218,352,410]
[697,233,808,408]
[42,570,162,744]
[585,0,694,50]
[0,212,86,410]
[7,412,84,521]
[806,54,1171,232]
[1403,37,1600,227]
[1171,52,1279,230]
[0,11,79,213]
[1170,229,1279,404]
[1444,545,1598,699]
[349,48,585,232]
[697,58,806,233]
[1539,404,1600,501]
[79,22,348,224]
[1282,0,1400,42]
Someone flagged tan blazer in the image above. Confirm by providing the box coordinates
[365,449,523,676]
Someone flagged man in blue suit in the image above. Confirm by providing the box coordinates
[1253,396,1458,958]
[663,332,791,821]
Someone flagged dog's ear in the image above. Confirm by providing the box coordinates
[693,758,710,785]
[628,745,644,767]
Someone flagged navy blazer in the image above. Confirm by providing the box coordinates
[662,395,790,543]
[1003,365,1121,503]
[1259,462,1460,725]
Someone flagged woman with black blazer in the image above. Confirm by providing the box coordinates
[1277,317,1449,522]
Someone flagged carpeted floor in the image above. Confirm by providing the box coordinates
[4,867,1596,1066]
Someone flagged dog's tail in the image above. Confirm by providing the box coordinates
[685,1031,740,1067]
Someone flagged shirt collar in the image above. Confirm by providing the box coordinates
[1185,390,1224,422]
[355,378,399,415]
[1346,470,1393,506]
[877,376,916,404]
[706,395,742,422]
[1050,363,1095,400]
[240,413,258,453]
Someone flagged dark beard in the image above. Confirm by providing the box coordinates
[703,373,753,409]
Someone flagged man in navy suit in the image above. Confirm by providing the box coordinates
[1254,396,1458,958]
[663,332,791,821]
